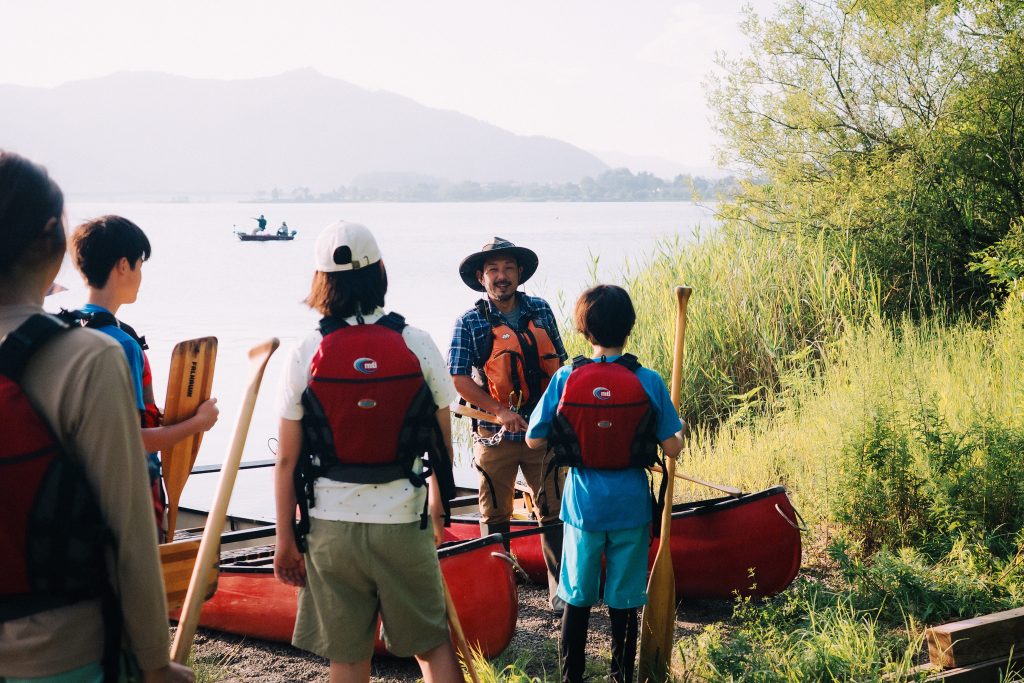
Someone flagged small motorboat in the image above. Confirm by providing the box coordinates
[443,486,802,599]
[235,230,296,242]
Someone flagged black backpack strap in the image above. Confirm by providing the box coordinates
[57,308,148,350]
[376,312,407,333]
[614,353,642,372]
[570,355,592,370]
[0,314,71,382]
[318,316,349,336]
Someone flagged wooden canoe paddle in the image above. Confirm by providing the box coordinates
[449,402,742,497]
[170,338,279,664]
[162,337,218,538]
[638,285,691,683]
[443,582,482,683]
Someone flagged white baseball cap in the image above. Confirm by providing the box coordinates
[314,220,382,273]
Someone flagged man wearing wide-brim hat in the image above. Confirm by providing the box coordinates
[447,237,568,610]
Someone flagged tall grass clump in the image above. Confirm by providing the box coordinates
[563,225,881,430]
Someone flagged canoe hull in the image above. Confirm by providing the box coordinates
[445,486,802,599]
[169,533,517,658]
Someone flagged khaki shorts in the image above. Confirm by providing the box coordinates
[292,518,450,662]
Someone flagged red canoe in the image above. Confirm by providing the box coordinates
[444,486,802,599]
[169,529,518,658]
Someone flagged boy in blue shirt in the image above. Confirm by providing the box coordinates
[68,216,219,538]
[526,284,683,683]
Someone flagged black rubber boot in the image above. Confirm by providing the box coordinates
[480,521,511,552]
[609,607,638,683]
[540,522,564,608]
[560,604,590,683]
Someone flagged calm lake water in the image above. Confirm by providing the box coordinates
[48,201,714,520]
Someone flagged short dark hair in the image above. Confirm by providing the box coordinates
[306,261,388,319]
[0,150,65,275]
[574,284,636,348]
[70,215,152,288]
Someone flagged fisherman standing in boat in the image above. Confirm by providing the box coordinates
[252,214,267,234]
[448,237,568,609]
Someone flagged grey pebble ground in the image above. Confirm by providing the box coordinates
[184,584,731,682]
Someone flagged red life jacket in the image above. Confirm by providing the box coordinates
[476,299,562,417]
[549,354,660,470]
[0,315,113,623]
[294,313,455,543]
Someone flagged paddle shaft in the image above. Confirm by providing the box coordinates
[639,286,691,683]
[170,338,279,664]
[443,582,482,683]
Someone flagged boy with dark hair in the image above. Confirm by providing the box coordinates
[526,284,684,683]
[67,215,218,537]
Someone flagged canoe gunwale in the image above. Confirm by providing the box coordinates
[449,485,798,536]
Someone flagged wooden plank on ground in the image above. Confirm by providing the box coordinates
[927,607,1024,669]
[921,652,1024,682]
[160,539,219,611]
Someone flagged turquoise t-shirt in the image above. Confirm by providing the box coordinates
[80,303,145,410]
[526,355,682,531]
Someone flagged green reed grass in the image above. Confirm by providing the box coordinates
[563,226,880,432]
[559,223,1024,680]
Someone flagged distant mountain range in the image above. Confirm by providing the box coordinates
[0,69,611,197]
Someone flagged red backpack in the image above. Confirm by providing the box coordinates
[0,315,122,681]
[294,313,455,544]
[548,354,660,470]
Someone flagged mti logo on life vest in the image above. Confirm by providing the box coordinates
[597,420,613,429]
[501,333,512,340]
[593,387,612,400]
[353,357,378,374]
[357,399,377,409]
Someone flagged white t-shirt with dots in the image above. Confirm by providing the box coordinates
[278,308,457,524]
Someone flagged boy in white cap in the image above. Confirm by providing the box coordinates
[273,220,461,682]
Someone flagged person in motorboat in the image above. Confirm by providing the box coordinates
[252,214,268,234]
[277,221,290,237]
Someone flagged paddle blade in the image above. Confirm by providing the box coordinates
[639,547,676,683]
[161,337,218,538]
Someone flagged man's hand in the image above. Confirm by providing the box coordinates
[495,407,528,433]
[142,662,195,683]
[273,539,306,587]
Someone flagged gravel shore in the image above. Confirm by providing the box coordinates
[185,584,732,682]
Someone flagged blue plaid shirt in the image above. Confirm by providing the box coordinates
[448,293,568,440]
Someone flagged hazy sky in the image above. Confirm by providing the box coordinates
[0,0,777,170]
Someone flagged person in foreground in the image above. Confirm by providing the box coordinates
[64,215,219,539]
[273,220,461,683]
[526,284,684,683]
[448,237,567,608]
[0,150,193,682]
